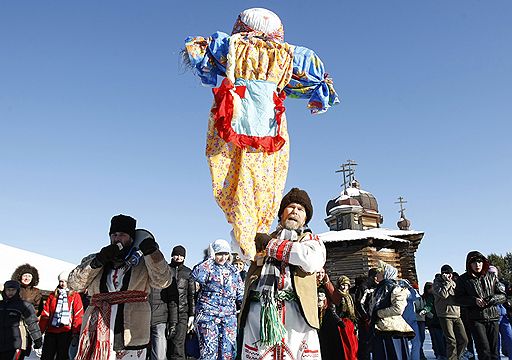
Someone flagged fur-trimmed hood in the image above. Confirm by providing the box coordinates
[11,263,40,287]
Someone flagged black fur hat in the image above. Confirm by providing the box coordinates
[109,214,136,239]
[11,263,40,287]
[278,188,313,225]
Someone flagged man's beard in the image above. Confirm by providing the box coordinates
[283,219,302,231]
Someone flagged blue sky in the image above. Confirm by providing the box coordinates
[1,1,511,285]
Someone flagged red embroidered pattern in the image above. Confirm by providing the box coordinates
[267,239,293,262]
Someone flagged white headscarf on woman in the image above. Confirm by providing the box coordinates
[378,260,398,280]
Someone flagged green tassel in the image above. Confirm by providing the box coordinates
[260,295,287,346]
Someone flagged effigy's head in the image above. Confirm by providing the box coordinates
[232,8,284,42]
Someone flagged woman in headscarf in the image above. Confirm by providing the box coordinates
[370,261,415,360]
[317,270,358,360]
[190,239,244,359]
[316,268,344,360]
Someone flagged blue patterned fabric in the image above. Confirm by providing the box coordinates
[191,258,244,318]
[191,258,243,359]
[196,315,237,360]
[184,32,339,114]
[284,45,340,114]
[184,31,229,87]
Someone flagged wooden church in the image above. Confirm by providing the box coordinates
[318,161,424,285]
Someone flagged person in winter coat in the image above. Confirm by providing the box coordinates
[0,280,43,360]
[39,271,84,360]
[433,264,468,360]
[191,239,244,360]
[149,283,176,360]
[11,263,43,315]
[455,250,506,360]
[317,270,348,360]
[231,254,247,281]
[238,188,326,360]
[319,272,359,360]
[370,261,415,360]
[487,265,512,358]
[165,245,196,360]
[398,279,421,360]
[354,268,379,360]
[11,263,43,357]
[412,282,427,360]
[424,281,446,359]
[68,214,171,360]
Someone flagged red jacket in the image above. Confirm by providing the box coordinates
[39,290,84,334]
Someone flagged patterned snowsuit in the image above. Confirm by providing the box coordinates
[191,258,244,359]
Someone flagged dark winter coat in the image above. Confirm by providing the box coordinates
[150,286,170,326]
[163,261,195,320]
[455,251,506,321]
[0,289,42,352]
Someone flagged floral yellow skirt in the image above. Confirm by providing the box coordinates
[205,110,289,259]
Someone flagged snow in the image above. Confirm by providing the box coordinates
[318,227,423,244]
[343,187,370,197]
[0,243,77,291]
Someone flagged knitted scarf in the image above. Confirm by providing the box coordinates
[257,225,306,347]
[51,288,70,327]
[75,290,147,360]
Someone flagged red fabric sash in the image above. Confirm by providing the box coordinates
[338,318,358,360]
[75,290,147,360]
[211,78,286,153]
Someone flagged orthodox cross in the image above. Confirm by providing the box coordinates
[335,160,358,190]
[395,196,408,217]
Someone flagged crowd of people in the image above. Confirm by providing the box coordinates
[1,188,512,360]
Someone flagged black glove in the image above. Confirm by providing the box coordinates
[255,233,272,253]
[139,237,158,256]
[33,337,43,349]
[71,333,80,347]
[165,323,176,339]
[94,243,122,267]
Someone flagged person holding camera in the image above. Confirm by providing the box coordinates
[433,264,468,360]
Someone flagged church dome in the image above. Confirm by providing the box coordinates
[341,180,379,213]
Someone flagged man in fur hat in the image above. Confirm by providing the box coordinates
[238,188,326,359]
[68,214,171,360]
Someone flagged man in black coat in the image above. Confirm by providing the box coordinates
[165,245,195,360]
[455,251,506,360]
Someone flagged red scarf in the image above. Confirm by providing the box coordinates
[76,290,147,360]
